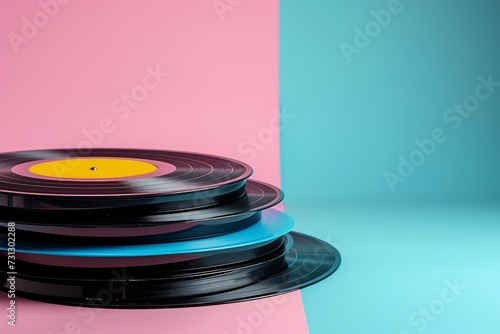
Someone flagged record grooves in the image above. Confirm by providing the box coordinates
[0,180,284,238]
[0,148,341,308]
[0,233,340,307]
[0,211,263,244]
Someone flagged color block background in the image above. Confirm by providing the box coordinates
[2,0,500,333]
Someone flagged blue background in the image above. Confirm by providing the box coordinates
[280,0,500,202]
[279,0,500,333]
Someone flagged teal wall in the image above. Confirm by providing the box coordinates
[280,0,500,203]
[280,2,500,333]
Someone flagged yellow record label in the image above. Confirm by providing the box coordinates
[29,158,158,179]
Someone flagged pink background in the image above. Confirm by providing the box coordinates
[0,0,308,333]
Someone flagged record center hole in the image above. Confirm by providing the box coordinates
[90,167,97,171]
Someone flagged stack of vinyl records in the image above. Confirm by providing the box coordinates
[0,149,340,308]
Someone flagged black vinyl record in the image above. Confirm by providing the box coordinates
[0,148,252,210]
[3,234,285,269]
[0,212,262,245]
[0,232,341,308]
[0,180,283,238]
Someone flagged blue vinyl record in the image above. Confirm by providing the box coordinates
[1,209,293,257]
